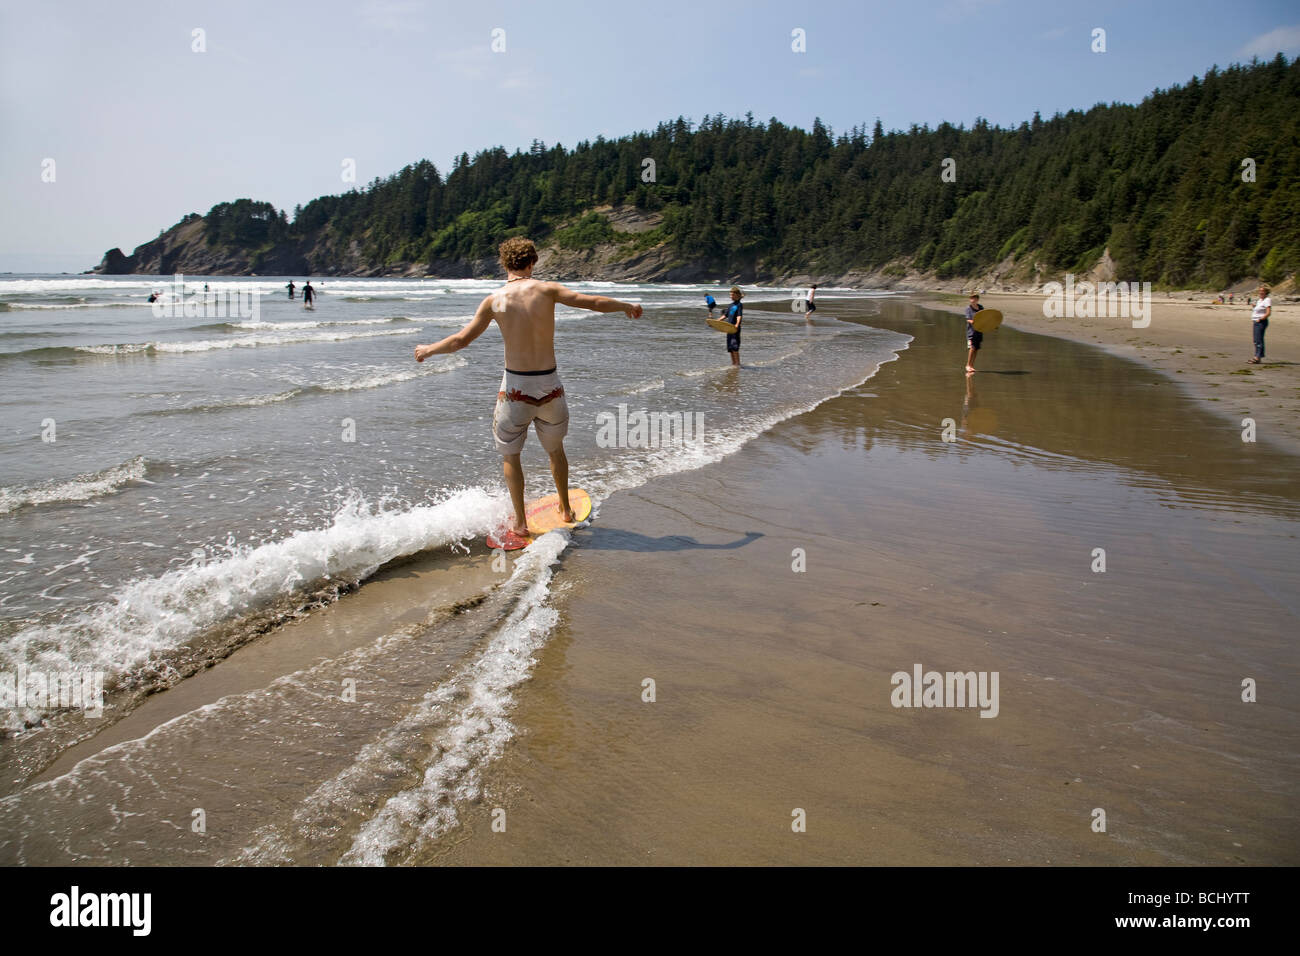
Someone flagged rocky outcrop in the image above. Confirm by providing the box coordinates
[92,219,260,275]
[95,247,137,274]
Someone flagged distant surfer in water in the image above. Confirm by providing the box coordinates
[724,286,743,366]
[805,284,817,313]
[413,237,643,547]
[302,281,315,309]
[964,293,983,374]
[287,281,296,300]
[705,292,716,317]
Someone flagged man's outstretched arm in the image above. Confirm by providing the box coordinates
[415,296,494,361]
[550,283,643,319]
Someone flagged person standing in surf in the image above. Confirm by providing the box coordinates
[964,293,984,373]
[724,286,743,366]
[413,237,643,548]
[302,280,315,309]
[705,292,717,317]
[287,280,296,300]
[805,284,818,314]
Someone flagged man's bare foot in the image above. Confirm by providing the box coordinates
[558,502,576,523]
[965,366,976,374]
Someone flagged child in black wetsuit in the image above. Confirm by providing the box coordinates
[724,286,743,366]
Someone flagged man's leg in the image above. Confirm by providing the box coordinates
[547,444,574,522]
[966,344,977,372]
[502,453,528,535]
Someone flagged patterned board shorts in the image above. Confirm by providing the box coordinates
[492,368,569,455]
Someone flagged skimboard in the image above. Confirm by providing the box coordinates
[707,318,739,333]
[971,308,1002,333]
[486,488,593,551]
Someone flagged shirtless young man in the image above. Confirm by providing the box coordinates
[414,237,643,546]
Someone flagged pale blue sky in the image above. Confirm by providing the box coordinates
[2,0,1297,272]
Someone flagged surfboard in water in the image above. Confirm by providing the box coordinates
[486,488,593,551]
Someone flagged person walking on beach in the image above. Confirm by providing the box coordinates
[1249,284,1271,364]
[965,293,984,373]
[287,281,296,300]
[303,281,315,309]
[413,237,642,547]
[805,284,818,314]
[723,286,743,366]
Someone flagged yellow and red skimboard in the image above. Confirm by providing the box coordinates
[486,488,593,551]
[971,308,1003,333]
[707,318,739,333]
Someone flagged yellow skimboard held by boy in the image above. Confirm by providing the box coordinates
[971,308,1003,333]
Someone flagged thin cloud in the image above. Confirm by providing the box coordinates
[434,47,536,94]
[937,0,1003,24]
[361,0,426,34]
[1039,26,1068,41]
[1238,24,1300,58]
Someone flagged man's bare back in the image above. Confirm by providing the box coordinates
[414,277,641,369]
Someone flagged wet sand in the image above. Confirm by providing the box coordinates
[929,292,1300,455]
[423,297,1300,865]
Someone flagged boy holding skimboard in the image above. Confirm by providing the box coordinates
[413,237,643,548]
[724,286,743,366]
[964,293,983,373]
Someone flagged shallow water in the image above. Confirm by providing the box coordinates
[0,275,903,744]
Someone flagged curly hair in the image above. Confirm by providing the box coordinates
[499,237,538,273]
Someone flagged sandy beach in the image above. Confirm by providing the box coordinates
[3,295,1296,866]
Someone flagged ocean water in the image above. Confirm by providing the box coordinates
[0,275,908,858]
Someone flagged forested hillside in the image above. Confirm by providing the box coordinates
[96,56,1298,286]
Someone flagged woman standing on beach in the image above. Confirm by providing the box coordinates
[1249,284,1271,364]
